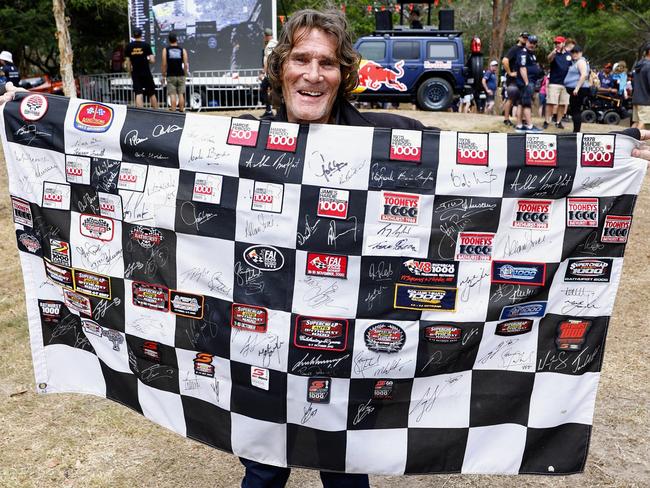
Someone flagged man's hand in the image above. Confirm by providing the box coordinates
[0,82,27,105]
[632,130,650,165]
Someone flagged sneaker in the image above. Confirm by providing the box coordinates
[504,119,514,127]
[262,110,274,118]
[542,121,549,129]
[555,121,565,129]
[562,115,571,122]
[514,125,527,133]
[526,125,542,132]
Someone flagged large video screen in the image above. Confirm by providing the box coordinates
[129,0,276,71]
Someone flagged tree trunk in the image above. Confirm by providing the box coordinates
[52,0,76,97]
[490,0,516,62]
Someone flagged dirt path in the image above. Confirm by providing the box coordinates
[0,110,647,488]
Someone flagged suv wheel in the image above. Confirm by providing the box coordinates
[417,77,454,111]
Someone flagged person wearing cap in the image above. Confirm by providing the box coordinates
[501,32,529,127]
[632,43,650,130]
[514,35,543,132]
[259,27,278,117]
[598,62,616,95]
[544,35,571,129]
[125,28,159,109]
[0,51,20,87]
[161,32,189,112]
[563,44,591,132]
[482,60,499,115]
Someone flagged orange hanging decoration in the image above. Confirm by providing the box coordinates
[279,15,286,24]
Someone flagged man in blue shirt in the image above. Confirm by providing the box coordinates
[544,36,572,129]
[0,51,20,88]
[598,63,617,95]
[482,60,498,114]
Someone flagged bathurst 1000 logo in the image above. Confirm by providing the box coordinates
[581,134,615,167]
[457,132,488,166]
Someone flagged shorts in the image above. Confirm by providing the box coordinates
[486,94,495,103]
[547,83,570,105]
[539,94,547,107]
[632,105,650,126]
[506,84,521,104]
[166,76,186,96]
[462,94,473,104]
[132,75,156,97]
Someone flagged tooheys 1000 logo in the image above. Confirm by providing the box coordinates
[513,199,552,229]
[456,133,488,165]
[581,134,615,167]
[567,197,598,227]
[380,191,420,225]
[455,232,494,261]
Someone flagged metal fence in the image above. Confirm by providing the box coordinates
[79,69,264,111]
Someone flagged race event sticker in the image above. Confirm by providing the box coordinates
[491,260,546,286]
[19,93,48,121]
[169,290,204,319]
[495,319,533,336]
[11,196,32,227]
[130,226,163,248]
[251,366,269,390]
[74,102,114,133]
[98,192,123,220]
[456,132,489,166]
[601,215,632,244]
[394,284,457,311]
[581,134,615,168]
[307,377,331,403]
[227,118,260,147]
[143,340,161,362]
[373,379,394,400]
[567,197,598,228]
[399,259,458,286]
[390,129,422,163]
[556,319,592,351]
[74,270,111,299]
[192,173,223,205]
[50,239,71,266]
[132,281,169,311]
[44,260,74,288]
[525,133,557,167]
[79,214,114,241]
[251,181,284,213]
[42,182,71,210]
[84,323,123,352]
[317,187,349,219]
[564,258,613,283]
[305,252,348,279]
[423,325,462,343]
[364,322,406,353]
[512,199,553,230]
[499,300,547,320]
[231,303,268,333]
[455,232,494,261]
[117,162,148,192]
[379,191,420,225]
[243,245,284,271]
[63,289,92,317]
[16,230,41,256]
[65,155,91,185]
[38,300,62,324]
[266,121,299,152]
[194,353,215,378]
[294,316,348,351]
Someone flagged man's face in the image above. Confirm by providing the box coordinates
[490,64,497,72]
[519,35,528,46]
[554,41,565,51]
[281,28,341,124]
[527,41,537,52]
[565,42,575,53]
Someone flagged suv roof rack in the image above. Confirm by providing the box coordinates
[370,29,462,38]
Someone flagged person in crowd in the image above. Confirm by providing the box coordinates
[514,35,542,132]
[259,28,278,117]
[409,9,423,29]
[563,44,591,132]
[124,28,158,109]
[459,90,474,113]
[544,35,571,129]
[161,32,189,112]
[501,32,528,127]
[612,61,628,99]
[0,51,20,87]
[538,69,549,118]
[598,62,616,95]
[632,43,650,130]
[482,59,498,115]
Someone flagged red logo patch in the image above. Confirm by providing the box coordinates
[305,252,348,279]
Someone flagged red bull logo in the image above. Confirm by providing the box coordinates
[356,60,407,92]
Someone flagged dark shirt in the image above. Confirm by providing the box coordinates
[598,72,614,89]
[506,44,525,85]
[125,40,153,78]
[549,50,572,85]
[2,62,20,85]
[166,45,185,77]
[516,50,541,86]
[483,70,497,91]
[632,59,650,105]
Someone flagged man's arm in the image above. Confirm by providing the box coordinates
[481,73,492,95]
[161,48,167,81]
[183,49,189,76]
[547,49,558,63]
[502,57,513,77]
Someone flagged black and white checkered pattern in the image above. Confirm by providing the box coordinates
[3,93,646,475]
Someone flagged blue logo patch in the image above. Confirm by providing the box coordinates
[499,301,547,320]
[492,261,546,286]
[394,284,456,311]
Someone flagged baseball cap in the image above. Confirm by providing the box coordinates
[490,60,498,66]
[528,35,538,44]
[133,27,143,37]
[519,32,529,38]
[0,51,13,63]
[554,36,566,43]
[264,28,273,36]
[570,44,583,53]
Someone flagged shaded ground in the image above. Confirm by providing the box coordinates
[0,109,648,488]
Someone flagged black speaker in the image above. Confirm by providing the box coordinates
[375,10,393,31]
[439,9,455,31]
